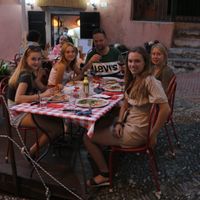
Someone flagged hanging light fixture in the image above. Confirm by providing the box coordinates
[26,0,35,9]
[76,18,80,27]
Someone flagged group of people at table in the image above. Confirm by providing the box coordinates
[7,28,174,187]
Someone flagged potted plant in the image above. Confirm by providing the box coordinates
[0,60,11,80]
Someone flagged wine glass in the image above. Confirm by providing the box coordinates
[118,54,125,74]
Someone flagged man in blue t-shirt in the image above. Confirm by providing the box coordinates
[83,28,123,78]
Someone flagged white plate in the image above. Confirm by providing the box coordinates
[48,94,69,103]
[102,77,124,84]
[76,98,109,108]
[103,84,123,92]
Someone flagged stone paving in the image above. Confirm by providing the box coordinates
[0,71,199,200]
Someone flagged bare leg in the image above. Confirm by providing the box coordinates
[83,128,121,185]
[20,114,49,156]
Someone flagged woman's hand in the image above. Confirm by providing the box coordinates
[35,68,46,81]
[41,88,54,98]
[113,124,123,138]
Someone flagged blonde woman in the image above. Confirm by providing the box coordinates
[8,46,64,160]
[84,47,171,187]
[151,43,174,92]
[48,42,83,87]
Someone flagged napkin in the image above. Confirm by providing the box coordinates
[47,103,64,108]
[92,94,111,99]
[103,91,123,96]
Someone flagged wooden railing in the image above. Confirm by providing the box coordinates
[131,0,200,22]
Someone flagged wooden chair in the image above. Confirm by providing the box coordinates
[109,104,161,195]
[164,75,179,157]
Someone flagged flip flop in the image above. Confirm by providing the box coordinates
[87,172,110,187]
[88,177,110,187]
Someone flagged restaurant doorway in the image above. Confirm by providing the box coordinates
[50,14,80,47]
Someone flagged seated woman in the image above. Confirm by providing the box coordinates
[150,42,174,92]
[48,42,83,87]
[83,47,171,187]
[51,35,69,58]
[7,45,64,159]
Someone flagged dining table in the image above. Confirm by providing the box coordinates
[9,85,124,138]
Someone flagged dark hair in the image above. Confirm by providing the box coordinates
[92,28,107,38]
[26,45,42,51]
[144,40,159,54]
[27,30,41,42]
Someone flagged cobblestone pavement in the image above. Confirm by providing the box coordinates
[0,71,199,200]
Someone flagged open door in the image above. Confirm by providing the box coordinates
[28,11,46,49]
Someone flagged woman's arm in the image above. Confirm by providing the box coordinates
[150,102,171,147]
[15,82,55,104]
[73,65,84,81]
[34,68,47,91]
[113,99,129,138]
[15,82,39,103]
[54,63,65,85]
[117,99,129,122]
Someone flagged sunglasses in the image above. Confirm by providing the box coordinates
[26,45,42,52]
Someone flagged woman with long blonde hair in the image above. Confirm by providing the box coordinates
[48,42,83,87]
[8,45,64,160]
[151,42,174,92]
[83,47,171,187]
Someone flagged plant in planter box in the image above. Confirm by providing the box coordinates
[0,60,11,80]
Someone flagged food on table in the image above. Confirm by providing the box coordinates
[103,84,123,92]
[67,80,82,86]
[104,79,118,84]
[102,77,124,85]
[49,93,69,102]
[76,98,109,108]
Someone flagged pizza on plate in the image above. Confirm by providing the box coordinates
[76,98,109,108]
[67,81,82,86]
[103,84,123,92]
[50,93,69,102]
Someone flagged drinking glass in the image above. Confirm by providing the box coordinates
[118,54,125,66]
[40,97,48,108]
[118,54,125,74]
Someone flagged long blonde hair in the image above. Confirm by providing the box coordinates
[9,46,42,88]
[151,42,168,74]
[125,47,151,100]
[59,42,78,71]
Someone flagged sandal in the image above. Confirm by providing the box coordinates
[87,172,110,187]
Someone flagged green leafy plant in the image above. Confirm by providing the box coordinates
[0,60,11,76]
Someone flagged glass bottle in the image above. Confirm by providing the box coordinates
[83,71,89,97]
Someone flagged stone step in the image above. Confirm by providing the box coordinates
[173,38,200,48]
[168,57,200,71]
[175,29,200,38]
[169,48,200,59]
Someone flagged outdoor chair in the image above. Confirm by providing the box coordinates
[163,75,179,157]
[109,104,161,196]
[13,53,21,67]
[0,76,9,95]
[0,76,10,118]
[0,84,40,164]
